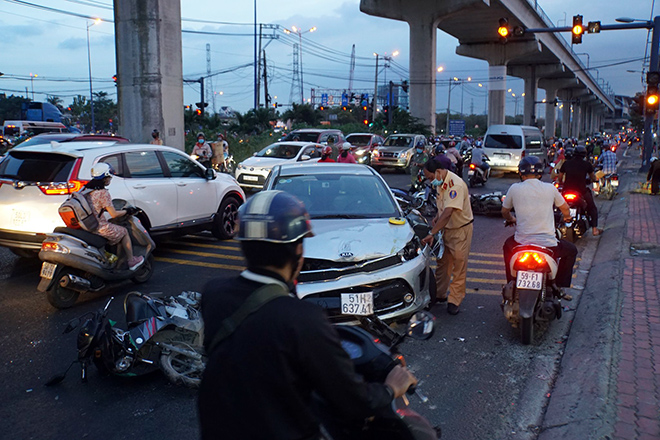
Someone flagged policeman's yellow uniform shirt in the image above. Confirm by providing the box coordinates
[436,170,473,229]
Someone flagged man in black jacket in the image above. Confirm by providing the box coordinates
[198,190,416,440]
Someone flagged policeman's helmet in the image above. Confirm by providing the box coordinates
[518,156,544,176]
[575,145,588,158]
[237,190,314,244]
[90,162,115,180]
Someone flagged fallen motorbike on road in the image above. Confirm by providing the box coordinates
[46,291,205,388]
[501,223,565,345]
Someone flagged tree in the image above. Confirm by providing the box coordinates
[281,103,321,126]
[0,95,30,123]
[46,95,64,111]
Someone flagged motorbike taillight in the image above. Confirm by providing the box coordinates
[563,193,578,202]
[469,163,476,170]
[513,252,551,272]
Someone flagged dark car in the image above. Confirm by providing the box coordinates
[345,133,385,165]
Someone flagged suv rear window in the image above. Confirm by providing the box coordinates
[0,151,76,182]
[484,135,523,149]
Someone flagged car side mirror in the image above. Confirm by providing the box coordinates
[253,152,257,156]
[300,155,311,161]
[205,167,216,180]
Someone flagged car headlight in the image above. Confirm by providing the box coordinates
[354,149,365,156]
[398,237,421,261]
[372,150,379,157]
[237,164,245,170]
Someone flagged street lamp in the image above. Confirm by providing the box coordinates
[86,18,101,133]
[29,73,38,100]
[284,25,316,103]
[382,51,399,86]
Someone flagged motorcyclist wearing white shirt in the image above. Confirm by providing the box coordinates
[501,156,577,298]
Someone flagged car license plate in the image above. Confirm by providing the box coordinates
[11,209,30,227]
[243,175,259,182]
[40,262,57,280]
[516,271,543,290]
[341,293,374,315]
[569,208,577,217]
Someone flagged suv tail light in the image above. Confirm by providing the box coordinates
[38,157,88,195]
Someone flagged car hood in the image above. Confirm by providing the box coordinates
[378,146,412,153]
[305,218,413,261]
[239,156,290,168]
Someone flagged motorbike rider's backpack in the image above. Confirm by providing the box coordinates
[58,189,100,232]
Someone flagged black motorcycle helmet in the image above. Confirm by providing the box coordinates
[575,145,588,158]
[237,190,314,273]
[564,147,575,160]
[518,156,544,177]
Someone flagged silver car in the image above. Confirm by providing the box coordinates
[263,162,434,323]
[370,134,428,173]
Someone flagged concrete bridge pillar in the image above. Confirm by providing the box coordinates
[558,89,572,138]
[114,0,184,149]
[522,68,537,126]
[456,41,540,127]
[543,87,558,137]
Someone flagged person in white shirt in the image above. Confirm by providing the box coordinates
[501,156,577,297]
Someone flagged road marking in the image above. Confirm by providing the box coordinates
[165,240,241,251]
[469,259,504,266]
[468,267,505,275]
[161,248,244,260]
[155,256,244,271]
[470,252,501,258]
[467,288,501,296]
[466,277,506,284]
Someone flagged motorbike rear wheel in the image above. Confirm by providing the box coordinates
[47,281,80,309]
[520,317,534,345]
[605,184,615,200]
[160,341,206,388]
[131,254,155,284]
[564,226,576,243]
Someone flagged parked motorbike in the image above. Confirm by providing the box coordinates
[501,224,565,345]
[37,202,156,309]
[320,312,441,439]
[558,190,589,242]
[467,156,491,188]
[46,291,205,388]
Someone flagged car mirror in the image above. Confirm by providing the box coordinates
[300,155,311,161]
[406,311,435,340]
[253,152,257,156]
[205,167,216,180]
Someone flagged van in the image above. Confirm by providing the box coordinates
[2,121,67,138]
[482,125,547,172]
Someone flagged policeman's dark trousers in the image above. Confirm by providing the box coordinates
[503,236,578,288]
[582,189,599,227]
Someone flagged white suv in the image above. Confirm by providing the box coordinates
[0,141,245,254]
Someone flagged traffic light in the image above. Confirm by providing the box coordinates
[646,71,660,113]
[319,105,325,111]
[112,74,117,86]
[587,21,601,34]
[572,15,584,45]
[342,106,347,111]
[363,119,369,125]
[195,108,202,116]
[498,18,509,43]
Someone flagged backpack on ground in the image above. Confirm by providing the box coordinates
[58,189,100,232]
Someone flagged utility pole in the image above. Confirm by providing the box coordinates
[263,50,270,108]
[388,81,394,126]
[446,79,453,135]
[372,54,379,124]
[643,16,660,170]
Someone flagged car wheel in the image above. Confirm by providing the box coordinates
[131,254,155,284]
[212,196,241,240]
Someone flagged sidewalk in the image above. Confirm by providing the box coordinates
[537,146,660,440]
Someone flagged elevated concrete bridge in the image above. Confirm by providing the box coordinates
[361,0,616,137]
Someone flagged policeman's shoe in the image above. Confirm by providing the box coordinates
[447,303,460,315]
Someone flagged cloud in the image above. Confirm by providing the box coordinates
[0,22,44,42]
[58,37,87,50]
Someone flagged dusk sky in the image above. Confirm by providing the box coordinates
[0,0,656,117]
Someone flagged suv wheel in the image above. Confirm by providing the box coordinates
[212,196,240,240]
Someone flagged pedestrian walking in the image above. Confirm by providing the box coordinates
[421,159,474,315]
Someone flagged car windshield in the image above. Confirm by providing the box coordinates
[484,134,523,149]
[0,151,76,182]
[256,143,302,159]
[283,132,319,142]
[272,174,399,219]
[346,135,372,146]
[384,136,414,148]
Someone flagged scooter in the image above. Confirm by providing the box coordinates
[467,156,491,187]
[320,312,441,439]
[37,202,156,309]
[558,190,589,242]
[470,191,504,216]
[501,224,565,345]
[593,167,619,200]
[46,291,205,388]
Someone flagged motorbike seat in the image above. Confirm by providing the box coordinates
[53,227,108,249]
[124,293,166,329]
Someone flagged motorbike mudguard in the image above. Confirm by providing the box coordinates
[37,264,63,292]
[518,289,540,319]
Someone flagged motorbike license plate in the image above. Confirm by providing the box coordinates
[40,262,57,280]
[516,271,543,290]
[341,293,374,315]
[243,175,259,182]
[611,180,619,187]
[569,208,577,217]
[468,170,475,176]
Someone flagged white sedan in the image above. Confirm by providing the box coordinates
[235,141,323,190]
[263,162,434,323]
